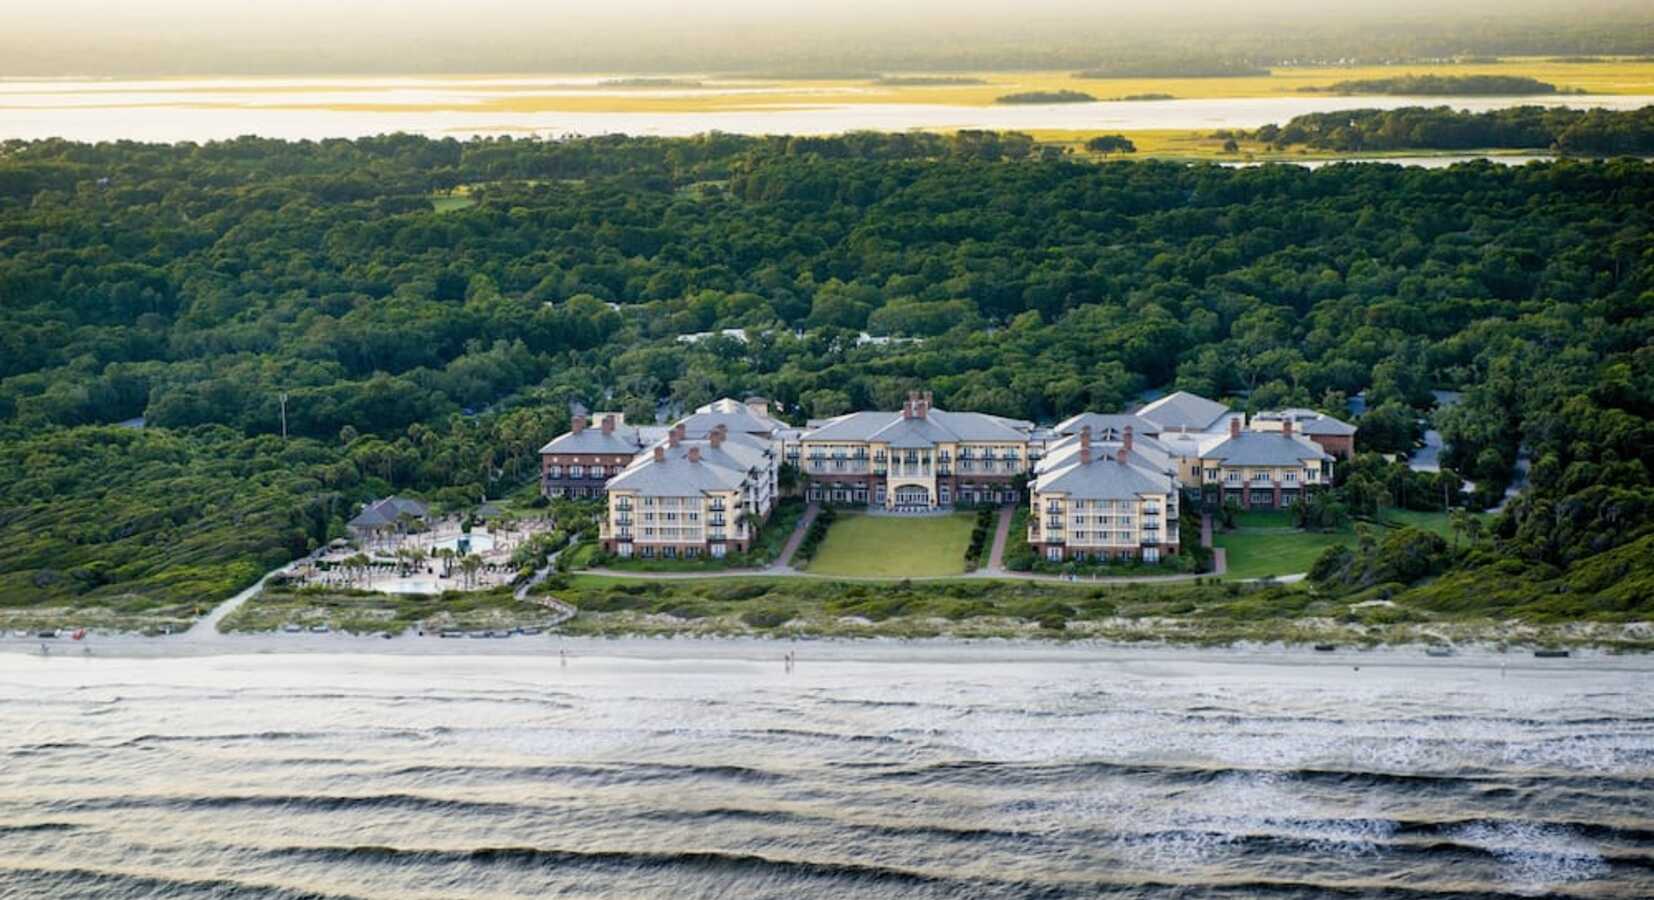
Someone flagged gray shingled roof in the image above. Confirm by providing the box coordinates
[349,496,428,529]
[802,408,1030,446]
[1034,455,1173,500]
[869,416,960,449]
[1255,408,1358,436]
[1039,435,1174,476]
[677,408,779,438]
[608,455,744,496]
[1201,432,1332,466]
[1052,413,1160,438]
[538,427,644,455]
[1136,391,1232,431]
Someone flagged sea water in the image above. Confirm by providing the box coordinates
[1,646,1650,898]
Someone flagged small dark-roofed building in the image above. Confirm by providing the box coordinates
[348,496,430,541]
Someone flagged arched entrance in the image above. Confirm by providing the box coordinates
[892,484,932,511]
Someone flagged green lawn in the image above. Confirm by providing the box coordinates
[1213,528,1351,579]
[432,194,477,213]
[1216,509,1489,579]
[1375,509,1483,540]
[806,512,975,577]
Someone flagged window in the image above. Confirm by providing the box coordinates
[1284,471,1297,483]
[1143,547,1159,563]
[711,543,726,558]
[1226,471,1240,484]
[1047,546,1064,561]
[548,465,563,478]
[570,465,584,479]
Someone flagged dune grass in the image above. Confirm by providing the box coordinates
[805,512,975,577]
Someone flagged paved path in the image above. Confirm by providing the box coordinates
[186,560,304,638]
[515,536,579,626]
[982,505,1015,574]
[771,503,820,572]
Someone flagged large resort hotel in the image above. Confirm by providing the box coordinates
[540,391,1354,563]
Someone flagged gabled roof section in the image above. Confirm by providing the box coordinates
[1136,391,1231,432]
[801,411,901,443]
[926,409,1033,442]
[869,415,958,449]
[1039,435,1174,476]
[1034,455,1173,500]
[1254,408,1358,436]
[349,496,428,528]
[539,427,644,455]
[607,455,743,496]
[803,408,1032,446]
[1052,412,1160,438]
[1201,432,1333,466]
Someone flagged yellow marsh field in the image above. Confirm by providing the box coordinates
[220,58,1654,115]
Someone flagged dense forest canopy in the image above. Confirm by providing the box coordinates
[1243,105,1654,153]
[0,131,1650,611]
[1308,75,1561,95]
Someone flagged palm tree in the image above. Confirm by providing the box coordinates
[408,545,428,574]
[459,554,483,589]
[1464,515,1486,549]
[1448,509,1471,548]
[435,547,456,579]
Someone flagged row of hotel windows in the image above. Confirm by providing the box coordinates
[1060,530,1154,545]
[1047,546,1161,563]
[617,544,727,559]
[1045,499,1160,512]
[615,527,718,541]
[804,459,1022,473]
[1204,469,1314,483]
[802,450,1023,462]
[1058,515,1140,526]
[806,485,1020,504]
[546,465,621,479]
[547,486,606,498]
[621,496,727,508]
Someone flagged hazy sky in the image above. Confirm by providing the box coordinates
[4,1,1648,76]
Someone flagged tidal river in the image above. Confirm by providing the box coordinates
[1,645,1651,898]
[3,77,1654,142]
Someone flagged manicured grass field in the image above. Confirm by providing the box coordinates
[1213,528,1350,580]
[806,512,975,577]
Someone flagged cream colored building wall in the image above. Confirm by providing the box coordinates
[604,488,744,544]
[1031,491,1173,548]
[1200,461,1324,487]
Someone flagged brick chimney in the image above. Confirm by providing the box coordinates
[571,415,587,434]
[601,415,615,435]
[710,424,726,449]
[688,446,701,463]
[1116,446,1129,465]
[915,391,931,419]
[1283,417,1294,437]
[1230,417,1241,438]
[667,431,680,448]
[653,445,665,462]
[902,392,915,419]
[1079,425,1092,465]
[1123,425,1134,453]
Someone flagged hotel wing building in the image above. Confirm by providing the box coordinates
[797,392,1035,510]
